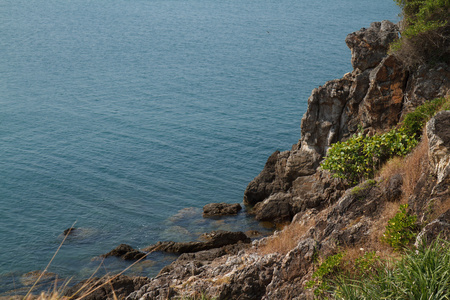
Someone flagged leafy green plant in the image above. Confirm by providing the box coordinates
[321,128,417,185]
[401,97,449,136]
[322,97,449,186]
[382,204,418,251]
[306,252,344,297]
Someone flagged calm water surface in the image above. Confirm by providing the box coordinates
[0,0,399,293]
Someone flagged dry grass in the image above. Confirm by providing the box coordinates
[257,220,314,255]
[403,134,429,198]
[377,131,429,201]
[366,201,404,254]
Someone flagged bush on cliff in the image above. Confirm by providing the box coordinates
[321,128,417,185]
[390,0,450,68]
[322,97,449,186]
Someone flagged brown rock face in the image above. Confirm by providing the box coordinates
[345,21,399,71]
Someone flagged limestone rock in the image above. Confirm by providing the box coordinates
[416,209,450,246]
[427,111,450,184]
[358,55,407,131]
[202,202,242,217]
[345,21,399,71]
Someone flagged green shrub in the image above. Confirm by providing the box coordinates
[382,204,418,251]
[321,97,449,186]
[306,252,344,297]
[401,97,448,136]
[321,128,417,185]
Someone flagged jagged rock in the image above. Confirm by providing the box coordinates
[427,111,450,184]
[263,238,319,300]
[101,244,146,260]
[244,150,292,206]
[300,75,353,157]
[143,231,251,254]
[127,248,281,300]
[358,55,407,131]
[345,21,399,72]
[64,275,150,300]
[416,209,450,246]
[202,202,242,217]
[249,171,344,224]
[403,64,450,113]
[252,193,294,223]
[245,20,432,221]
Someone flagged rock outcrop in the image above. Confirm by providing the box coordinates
[243,20,450,223]
[143,231,251,254]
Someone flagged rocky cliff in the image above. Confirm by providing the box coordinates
[243,20,450,224]
[66,21,450,300]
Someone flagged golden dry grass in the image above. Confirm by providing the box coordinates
[257,220,314,255]
[377,131,429,202]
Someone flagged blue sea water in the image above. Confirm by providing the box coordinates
[0,0,399,293]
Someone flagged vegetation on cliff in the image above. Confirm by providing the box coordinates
[310,238,450,299]
[391,0,450,68]
[321,97,450,186]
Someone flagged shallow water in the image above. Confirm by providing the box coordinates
[0,0,399,294]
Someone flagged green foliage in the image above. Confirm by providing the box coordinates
[321,128,418,185]
[391,0,450,67]
[382,204,418,251]
[307,252,344,297]
[321,97,449,186]
[333,239,450,299]
[401,97,449,136]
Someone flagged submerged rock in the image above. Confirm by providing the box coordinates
[63,227,77,236]
[203,202,242,217]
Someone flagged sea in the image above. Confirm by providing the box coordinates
[0,0,399,294]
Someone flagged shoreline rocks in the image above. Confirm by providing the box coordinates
[143,230,251,254]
